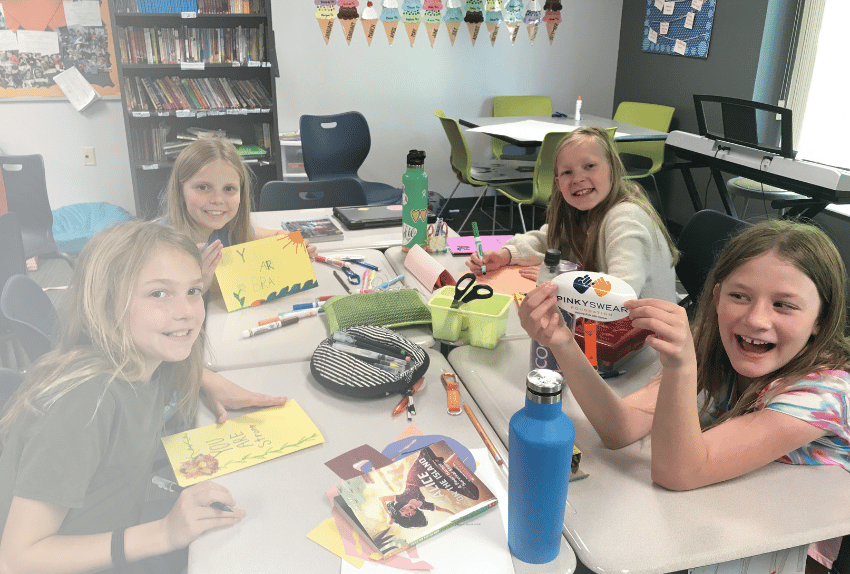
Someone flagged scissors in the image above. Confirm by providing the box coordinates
[340,265,360,285]
[427,219,448,238]
[451,272,493,309]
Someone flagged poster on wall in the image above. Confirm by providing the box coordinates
[0,0,119,99]
[642,0,715,59]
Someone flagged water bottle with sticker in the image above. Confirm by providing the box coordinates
[530,249,579,373]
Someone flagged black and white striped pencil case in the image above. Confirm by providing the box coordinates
[310,325,429,398]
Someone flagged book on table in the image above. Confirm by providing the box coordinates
[334,440,497,560]
[281,216,344,243]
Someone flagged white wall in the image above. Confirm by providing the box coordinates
[273,0,624,200]
[0,0,623,215]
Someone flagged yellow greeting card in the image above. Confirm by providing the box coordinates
[162,400,325,486]
[214,232,318,312]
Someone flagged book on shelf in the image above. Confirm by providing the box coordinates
[234,144,267,158]
[281,216,343,243]
[334,440,498,560]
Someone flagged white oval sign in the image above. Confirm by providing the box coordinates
[551,271,636,322]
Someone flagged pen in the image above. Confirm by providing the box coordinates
[463,403,504,466]
[376,274,405,290]
[257,307,318,326]
[333,331,409,357]
[292,300,330,311]
[348,259,379,271]
[471,222,486,275]
[393,378,425,419]
[151,476,232,512]
[331,341,410,367]
[599,370,625,379]
[243,315,299,338]
[333,269,352,294]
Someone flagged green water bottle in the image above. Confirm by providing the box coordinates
[402,150,428,252]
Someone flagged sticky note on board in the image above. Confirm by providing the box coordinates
[552,271,636,322]
[214,232,318,312]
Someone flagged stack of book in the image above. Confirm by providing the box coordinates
[117,25,265,65]
[124,76,272,113]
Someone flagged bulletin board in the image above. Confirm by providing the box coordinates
[0,0,119,99]
[642,0,715,59]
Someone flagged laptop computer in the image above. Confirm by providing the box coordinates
[332,205,436,229]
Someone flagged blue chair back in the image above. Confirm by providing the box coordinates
[259,178,368,211]
[299,112,371,181]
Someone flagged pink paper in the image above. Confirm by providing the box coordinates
[447,235,513,255]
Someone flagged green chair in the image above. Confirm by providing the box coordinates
[492,96,554,161]
[496,127,616,234]
[612,102,675,221]
[726,177,806,218]
[434,110,535,234]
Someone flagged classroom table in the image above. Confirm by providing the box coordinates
[448,338,850,574]
[204,248,434,371]
[383,244,532,345]
[459,114,668,147]
[187,350,577,574]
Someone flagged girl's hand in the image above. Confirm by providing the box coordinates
[200,369,287,424]
[625,299,697,371]
[519,282,572,349]
[198,240,223,293]
[303,238,318,259]
[160,482,245,550]
[518,266,539,281]
[465,248,511,275]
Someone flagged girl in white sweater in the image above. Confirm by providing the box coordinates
[465,126,678,302]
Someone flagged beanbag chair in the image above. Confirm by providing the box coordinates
[52,202,131,253]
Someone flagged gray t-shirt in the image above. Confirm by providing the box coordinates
[0,372,165,540]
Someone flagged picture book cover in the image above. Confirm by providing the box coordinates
[214,232,318,312]
[334,440,497,560]
[282,216,344,243]
[161,400,324,486]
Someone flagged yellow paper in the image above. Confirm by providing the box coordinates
[214,232,318,312]
[162,400,324,486]
[307,518,366,568]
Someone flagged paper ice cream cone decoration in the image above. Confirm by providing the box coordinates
[506,22,519,43]
[546,20,558,43]
[526,22,538,43]
[425,23,440,45]
[467,21,481,45]
[362,18,378,43]
[383,20,399,43]
[445,20,460,44]
[318,18,335,43]
[404,21,419,45]
[340,18,358,43]
[486,21,499,44]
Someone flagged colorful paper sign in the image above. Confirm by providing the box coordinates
[162,400,325,486]
[214,232,317,312]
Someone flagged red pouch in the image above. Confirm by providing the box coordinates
[573,317,650,371]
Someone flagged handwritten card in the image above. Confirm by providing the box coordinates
[162,400,325,486]
[214,232,317,312]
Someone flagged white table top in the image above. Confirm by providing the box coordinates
[383,245,531,345]
[188,351,577,574]
[252,208,405,252]
[204,248,434,371]
[447,338,850,574]
[459,114,668,145]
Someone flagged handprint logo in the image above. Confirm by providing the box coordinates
[592,277,612,297]
[573,274,592,294]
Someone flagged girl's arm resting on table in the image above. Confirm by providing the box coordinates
[0,483,244,574]
[201,368,287,424]
[519,282,656,449]
[465,248,511,275]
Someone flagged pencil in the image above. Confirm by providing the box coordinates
[463,403,504,466]
[333,269,352,294]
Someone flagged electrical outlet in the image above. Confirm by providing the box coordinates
[83,147,96,166]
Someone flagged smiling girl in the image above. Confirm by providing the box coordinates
[520,219,850,487]
[465,126,678,301]
[0,222,245,573]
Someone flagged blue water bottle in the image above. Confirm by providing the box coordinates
[508,369,575,563]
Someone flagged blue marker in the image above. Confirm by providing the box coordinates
[377,274,405,290]
[348,259,379,271]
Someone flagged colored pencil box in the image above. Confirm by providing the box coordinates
[310,325,430,398]
[573,317,650,371]
[322,289,432,332]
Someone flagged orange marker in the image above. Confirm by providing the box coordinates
[583,320,597,367]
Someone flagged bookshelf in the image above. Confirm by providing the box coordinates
[108,0,282,219]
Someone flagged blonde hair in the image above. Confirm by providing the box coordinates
[164,138,253,245]
[544,126,678,271]
[0,221,205,442]
[693,219,850,425]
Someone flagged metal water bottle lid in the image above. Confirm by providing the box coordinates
[407,150,425,168]
[525,369,564,404]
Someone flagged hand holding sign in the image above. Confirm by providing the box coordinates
[552,272,635,322]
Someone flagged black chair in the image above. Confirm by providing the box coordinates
[0,274,59,366]
[0,212,27,368]
[835,536,850,574]
[675,210,751,306]
[0,367,24,414]
[299,112,403,206]
[259,178,368,211]
[1,154,74,268]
